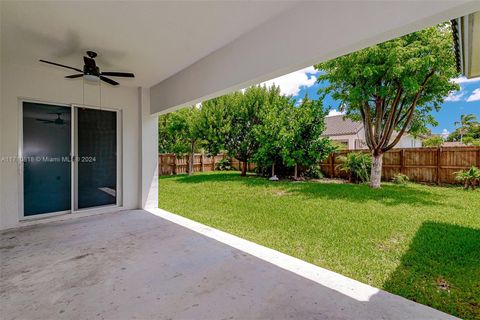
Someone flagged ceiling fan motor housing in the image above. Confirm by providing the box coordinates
[84,65,100,77]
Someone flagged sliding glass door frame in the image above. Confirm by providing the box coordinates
[71,103,122,213]
[18,99,73,220]
[18,99,122,220]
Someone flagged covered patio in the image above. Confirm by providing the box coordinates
[1,209,456,319]
[1,1,480,319]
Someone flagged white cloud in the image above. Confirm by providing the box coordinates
[444,90,465,102]
[441,129,450,140]
[452,76,480,84]
[262,66,317,96]
[327,109,346,117]
[466,88,480,102]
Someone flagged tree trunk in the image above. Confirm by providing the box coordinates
[370,152,383,188]
[294,164,298,180]
[188,141,195,176]
[271,162,275,177]
[241,161,248,176]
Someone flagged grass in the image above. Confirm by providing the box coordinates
[159,171,480,319]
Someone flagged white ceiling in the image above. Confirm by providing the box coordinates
[1,1,294,88]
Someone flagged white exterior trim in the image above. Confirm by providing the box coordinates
[150,1,480,113]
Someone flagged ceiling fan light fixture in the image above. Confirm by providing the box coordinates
[84,74,100,82]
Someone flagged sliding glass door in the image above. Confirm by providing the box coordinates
[22,102,120,217]
[23,102,72,216]
[76,108,118,209]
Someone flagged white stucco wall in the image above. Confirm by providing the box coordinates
[329,135,356,150]
[0,62,157,229]
[395,135,423,148]
[328,128,422,151]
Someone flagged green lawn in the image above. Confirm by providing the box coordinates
[159,171,480,319]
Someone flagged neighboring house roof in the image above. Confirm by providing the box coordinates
[442,141,467,147]
[322,115,363,136]
[322,115,420,143]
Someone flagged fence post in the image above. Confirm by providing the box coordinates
[400,149,405,175]
[200,153,204,172]
[436,147,441,185]
[173,154,177,175]
[477,148,480,168]
[158,154,163,176]
[212,155,216,171]
[331,153,336,178]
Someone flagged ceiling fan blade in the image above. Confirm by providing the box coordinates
[100,76,119,86]
[39,60,83,73]
[84,56,96,67]
[101,72,135,78]
[36,119,54,123]
[65,74,84,79]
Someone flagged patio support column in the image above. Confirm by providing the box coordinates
[139,87,158,209]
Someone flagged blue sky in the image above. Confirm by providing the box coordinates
[262,67,480,135]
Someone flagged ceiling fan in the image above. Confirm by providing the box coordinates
[39,51,134,86]
[36,112,67,125]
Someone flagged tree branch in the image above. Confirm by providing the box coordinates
[360,105,374,150]
[382,70,435,152]
[377,87,403,149]
[362,102,377,151]
[374,96,383,143]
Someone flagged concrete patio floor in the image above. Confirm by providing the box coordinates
[1,210,456,320]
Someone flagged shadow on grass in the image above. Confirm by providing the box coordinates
[382,222,480,319]
[167,172,446,207]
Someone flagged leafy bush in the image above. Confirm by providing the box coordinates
[454,166,480,190]
[462,137,480,146]
[472,140,480,147]
[422,136,443,147]
[215,158,232,171]
[392,173,410,185]
[301,164,324,179]
[337,153,372,183]
[462,136,474,145]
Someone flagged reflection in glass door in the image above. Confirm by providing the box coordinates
[76,108,117,209]
[23,102,71,216]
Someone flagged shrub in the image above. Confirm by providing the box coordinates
[392,173,410,185]
[462,136,474,145]
[301,164,324,179]
[422,136,443,147]
[337,152,372,183]
[454,166,480,190]
[215,158,232,171]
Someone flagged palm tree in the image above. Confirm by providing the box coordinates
[454,114,478,143]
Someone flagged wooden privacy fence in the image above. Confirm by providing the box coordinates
[319,147,480,184]
[159,153,256,175]
[160,147,480,185]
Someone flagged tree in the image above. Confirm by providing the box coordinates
[158,113,175,153]
[315,24,459,188]
[285,97,333,179]
[253,86,293,177]
[254,94,332,179]
[197,94,232,156]
[454,114,478,143]
[222,86,284,176]
[160,107,202,175]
